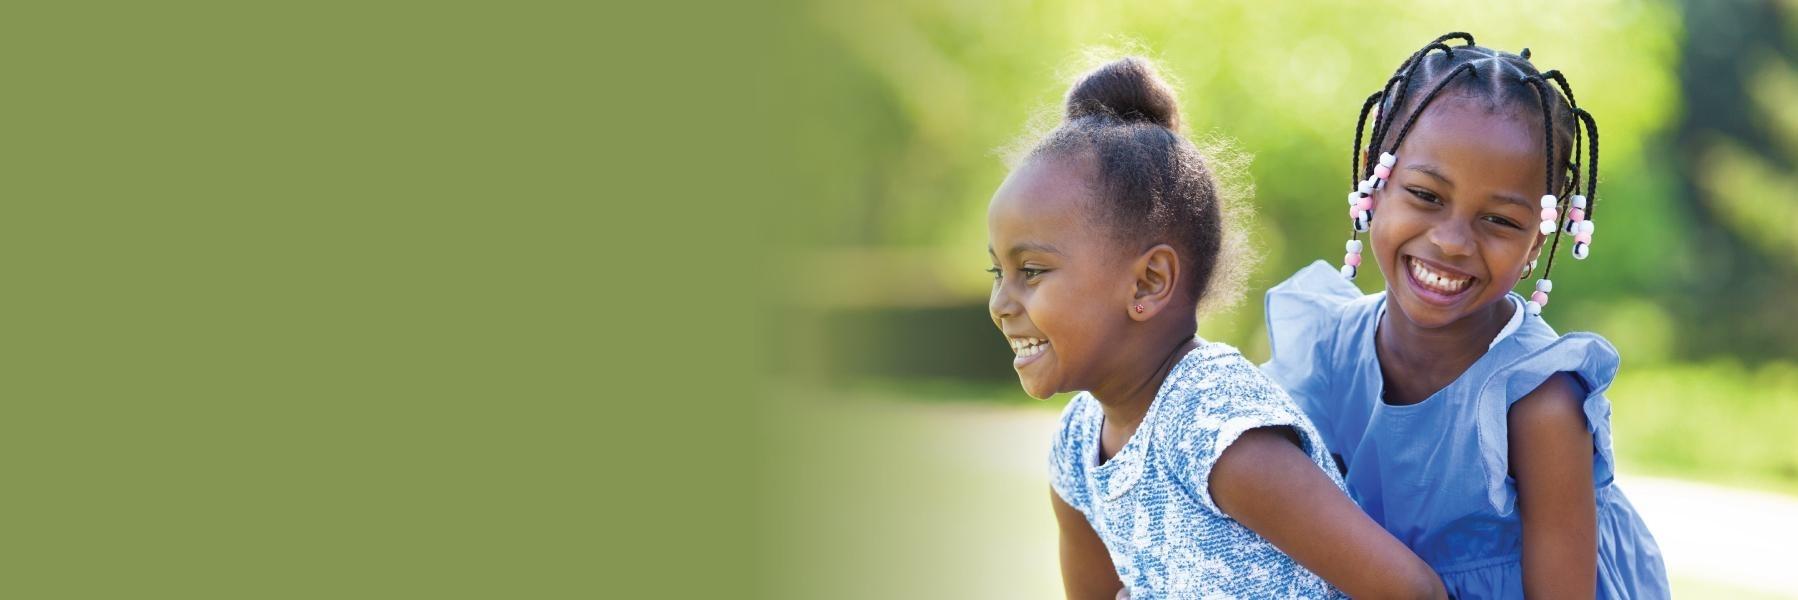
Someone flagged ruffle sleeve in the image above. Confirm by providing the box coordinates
[1261,260,1364,453]
[1472,332,1621,515]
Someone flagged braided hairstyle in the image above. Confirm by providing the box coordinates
[1348,32,1601,293]
[1027,57,1248,311]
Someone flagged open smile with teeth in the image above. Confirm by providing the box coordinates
[1407,257,1474,295]
[1009,337,1049,357]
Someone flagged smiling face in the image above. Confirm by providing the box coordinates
[986,154,1137,399]
[1371,97,1551,329]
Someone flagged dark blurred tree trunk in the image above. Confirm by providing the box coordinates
[1674,0,1798,360]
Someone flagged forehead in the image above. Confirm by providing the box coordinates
[1398,97,1549,193]
[987,154,1101,246]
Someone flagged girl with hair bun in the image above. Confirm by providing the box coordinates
[989,56,1445,599]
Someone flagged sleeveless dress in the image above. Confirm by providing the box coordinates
[1050,341,1348,599]
[1261,261,1670,598]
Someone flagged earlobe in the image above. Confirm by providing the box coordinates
[1129,244,1181,321]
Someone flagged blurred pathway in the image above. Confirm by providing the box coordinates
[1621,475,1798,597]
[897,401,1798,598]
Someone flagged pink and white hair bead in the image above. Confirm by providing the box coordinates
[1568,195,1594,260]
[1538,195,1560,235]
[1372,152,1396,188]
[1348,178,1374,233]
[1341,239,1363,280]
[1526,277,1552,316]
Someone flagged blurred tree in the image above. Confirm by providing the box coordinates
[1674,0,1798,360]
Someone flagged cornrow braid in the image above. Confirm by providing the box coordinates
[1361,73,1408,181]
[1562,106,1601,264]
[1365,42,1466,178]
[1541,69,1582,193]
[1522,76,1558,197]
[1361,34,1479,174]
[1523,75,1568,284]
[1390,62,1481,154]
[1575,107,1600,218]
[1351,90,1384,190]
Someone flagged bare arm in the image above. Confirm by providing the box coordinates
[1509,373,1597,599]
[1212,427,1446,600]
[1051,488,1122,600]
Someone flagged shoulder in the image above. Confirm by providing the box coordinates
[1494,324,1621,400]
[1051,392,1100,459]
[1266,260,1366,304]
[1048,393,1100,508]
[1472,328,1624,513]
[1263,261,1367,339]
[1509,372,1588,431]
[1054,391,1100,441]
[1154,344,1309,464]
[1262,261,1378,378]
[1162,343,1293,423]
[1507,372,1599,486]
[1156,343,1340,514]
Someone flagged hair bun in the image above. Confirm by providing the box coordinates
[1064,57,1181,130]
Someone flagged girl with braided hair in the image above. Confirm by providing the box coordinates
[1262,33,1671,598]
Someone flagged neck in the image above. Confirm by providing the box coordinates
[1376,295,1513,403]
[1090,333,1198,435]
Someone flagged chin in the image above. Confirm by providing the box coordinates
[1017,377,1058,400]
[1395,291,1507,330]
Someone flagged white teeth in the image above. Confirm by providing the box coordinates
[1409,258,1471,294]
[1007,337,1048,356]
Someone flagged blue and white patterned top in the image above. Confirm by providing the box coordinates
[1261,261,1670,598]
[1049,341,1349,599]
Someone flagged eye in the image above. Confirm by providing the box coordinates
[985,266,1002,281]
[1021,267,1047,280]
[1406,186,1442,205]
[1484,215,1524,229]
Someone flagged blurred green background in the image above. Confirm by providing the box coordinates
[770,0,1798,597]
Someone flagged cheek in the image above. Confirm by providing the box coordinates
[1032,281,1113,350]
[1369,195,1402,237]
[1368,208,1414,261]
[1032,289,1089,338]
[1487,243,1532,284]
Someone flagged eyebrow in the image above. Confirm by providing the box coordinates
[1404,163,1454,186]
[988,242,1064,259]
[1488,192,1533,210]
[1404,163,1532,210]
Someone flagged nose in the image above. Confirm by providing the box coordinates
[989,277,1019,323]
[1427,219,1475,258]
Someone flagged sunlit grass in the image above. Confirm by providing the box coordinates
[1610,360,1798,496]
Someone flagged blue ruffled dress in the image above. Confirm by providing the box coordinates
[1261,261,1670,599]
